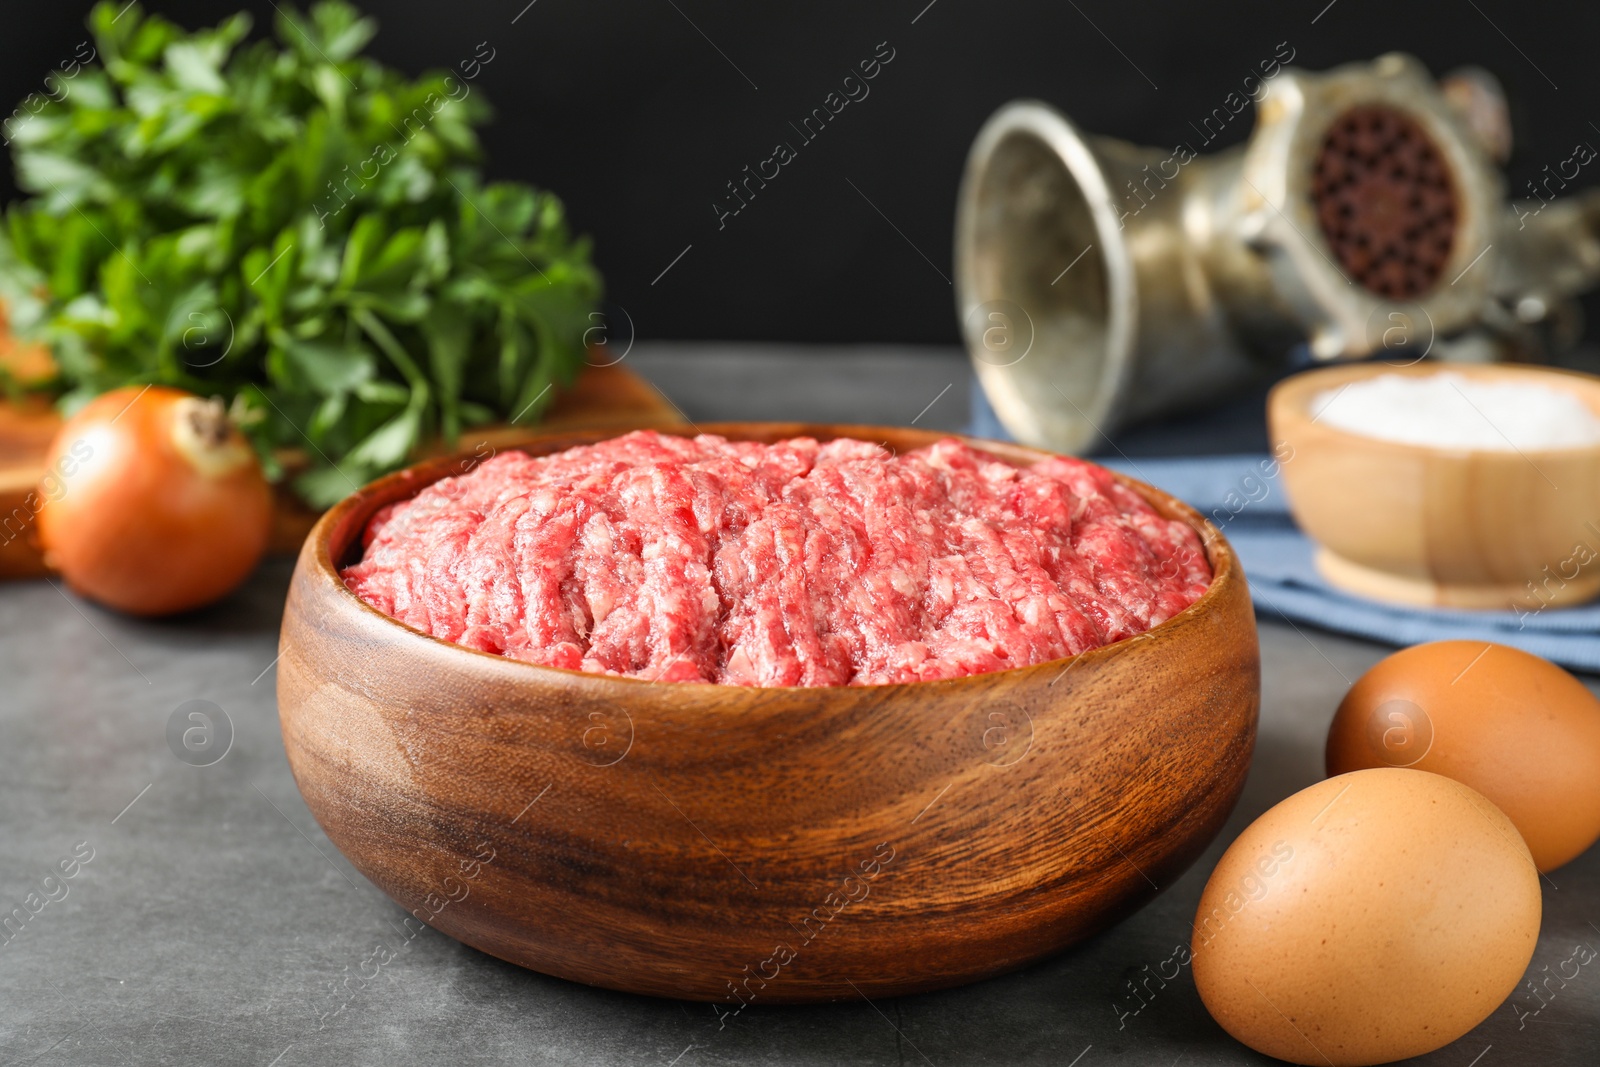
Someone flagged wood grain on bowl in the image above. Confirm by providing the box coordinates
[276,423,1260,1002]
[1270,362,1600,610]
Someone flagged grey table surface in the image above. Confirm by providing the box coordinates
[2,343,1596,1066]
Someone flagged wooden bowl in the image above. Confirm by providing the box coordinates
[276,423,1259,1003]
[1270,363,1600,610]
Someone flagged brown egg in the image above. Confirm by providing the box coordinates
[1192,769,1540,1066]
[1327,640,1600,871]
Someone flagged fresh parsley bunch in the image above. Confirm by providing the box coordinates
[0,1,601,505]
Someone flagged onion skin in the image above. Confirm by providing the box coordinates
[36,385,273,616]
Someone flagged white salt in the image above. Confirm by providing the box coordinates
[1310,371,1600,451]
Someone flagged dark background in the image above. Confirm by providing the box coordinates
[3,0,1597,344]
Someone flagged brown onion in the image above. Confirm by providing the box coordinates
[36,385,272,616]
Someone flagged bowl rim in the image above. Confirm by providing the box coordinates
[1269,360,1600,461]
[300,422,1242,693]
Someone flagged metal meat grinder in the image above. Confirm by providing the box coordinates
[956,53,1600,452]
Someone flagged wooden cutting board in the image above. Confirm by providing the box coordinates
[0,363,685,581]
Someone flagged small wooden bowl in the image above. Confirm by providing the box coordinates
[276,423,1259,1002]
[1270,363,1600,610]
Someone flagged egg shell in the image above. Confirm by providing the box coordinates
[1191,768,1540,1066]
[1326,640,1600,871]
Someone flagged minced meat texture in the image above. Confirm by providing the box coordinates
[341,431,1212,686]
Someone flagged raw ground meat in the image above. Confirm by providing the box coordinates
[341,431,1212,686]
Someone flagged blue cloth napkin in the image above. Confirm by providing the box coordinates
[966,383,1600,672]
